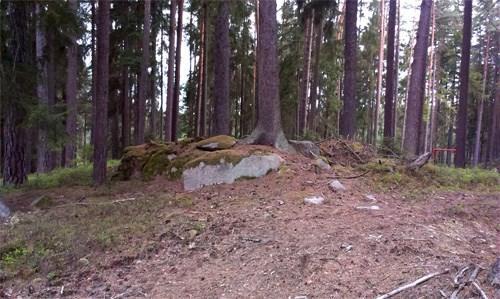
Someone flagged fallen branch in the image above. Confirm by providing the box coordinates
[472,281,489,299]
[338,138,365,163]
[375,269,449,299]
[329,170,371,179]
[406,152,431,171]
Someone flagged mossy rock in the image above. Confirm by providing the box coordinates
[114,142,175,180]
[184,150,246,169]
[194,135,237,151]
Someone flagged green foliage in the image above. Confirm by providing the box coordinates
[365,160,500,192]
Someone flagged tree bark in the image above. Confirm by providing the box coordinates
[3,1,29,186]
[340,0,358,139]
[392,0,400,137]
[308,12,323,133]
[213,0,231,135]
[172,0,184,141]
[92,0,110,185]
[165,0,177,141]
[298,10,313,137]
[383,0,396,146]
[36,3,51,173]
[487,32,500,164]
[374,0,385,145]
[64,0,78,167]
[196,3,207,137]
[121,64,130,149]
[402,0,432,158]
[242,0,291,151]
[135,0,151,145]
[472,33,489,167]
[454,0,472,168]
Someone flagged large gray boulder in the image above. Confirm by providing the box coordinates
[288,140,320,158]
[183,153,283,191]
[0,198,11,221]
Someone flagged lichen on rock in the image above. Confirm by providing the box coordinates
[194,135,237,151]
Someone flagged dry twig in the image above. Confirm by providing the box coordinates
[375,269,449,299]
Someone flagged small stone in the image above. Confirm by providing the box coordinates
[195,135,237,151]
[355,205,380,210]
[167,154,177,161]
[187,229,198,240]
[78,258,90,266]
[340,244,353,252]
[365,194,377,201]
[0,198,10,220]
[277,200,284,205]
[288,140,320,158]
[304,196,325,205]
[328,180,346,192]
[170,167,178,173]
[313,158,331,172]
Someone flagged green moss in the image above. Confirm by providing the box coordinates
[194,135,237,150]
[184,150,246,169]
[142,151,172,180]
[31,195,55,210]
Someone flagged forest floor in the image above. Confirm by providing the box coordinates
[0,147,499,298]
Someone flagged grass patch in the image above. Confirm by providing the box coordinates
[1,160,120,193]
[0,191,200,281]
[365,160,500,192]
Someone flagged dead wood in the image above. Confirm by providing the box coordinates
[375,269,449,299]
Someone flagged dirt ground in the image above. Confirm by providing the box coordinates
[1,150,499,298]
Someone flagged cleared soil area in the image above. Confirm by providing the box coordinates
[1,150,499,298]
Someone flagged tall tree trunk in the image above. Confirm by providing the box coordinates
[64,0,78,167]
[149,1,158,138]
[91,0,96,146]
[135,0,151,145]
[454,0,472,168]
[424,2,435,153]
[374,0,385,145]
[196,3,207,137]
[3,1,29,186]
[298,10,314,137]
[339,0,358,139]
[392,0,400,137]
[165,0,177,141]
[172,0,184,140]
[121,64,130,149]
[402,0,432,158]
[308,13,323,133]
[213,0,231,135]
[472,33,489,167]
[36,3,51,173]
[383,0,396,146]
[242,0,291,151]
[486,32,500,164]
[92,0,110,185]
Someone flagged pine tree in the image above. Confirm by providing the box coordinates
[92,0,110,185]
[454,0,472,168]
[340,0,358,139]
[213,1,231,135]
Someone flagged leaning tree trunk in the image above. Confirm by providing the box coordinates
[402,0,432,158]
[64,0,78,167]
[213,0,231,136]
[165,0,177,141]
[340,0,358,139]
[454,0,472,168]
[135,0,151,145]
[3,1,29,186]
[472,33,489,167]
[92,0,110,186]
[242,0,291,151]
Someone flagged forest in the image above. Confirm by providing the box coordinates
[0,0,499,298]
